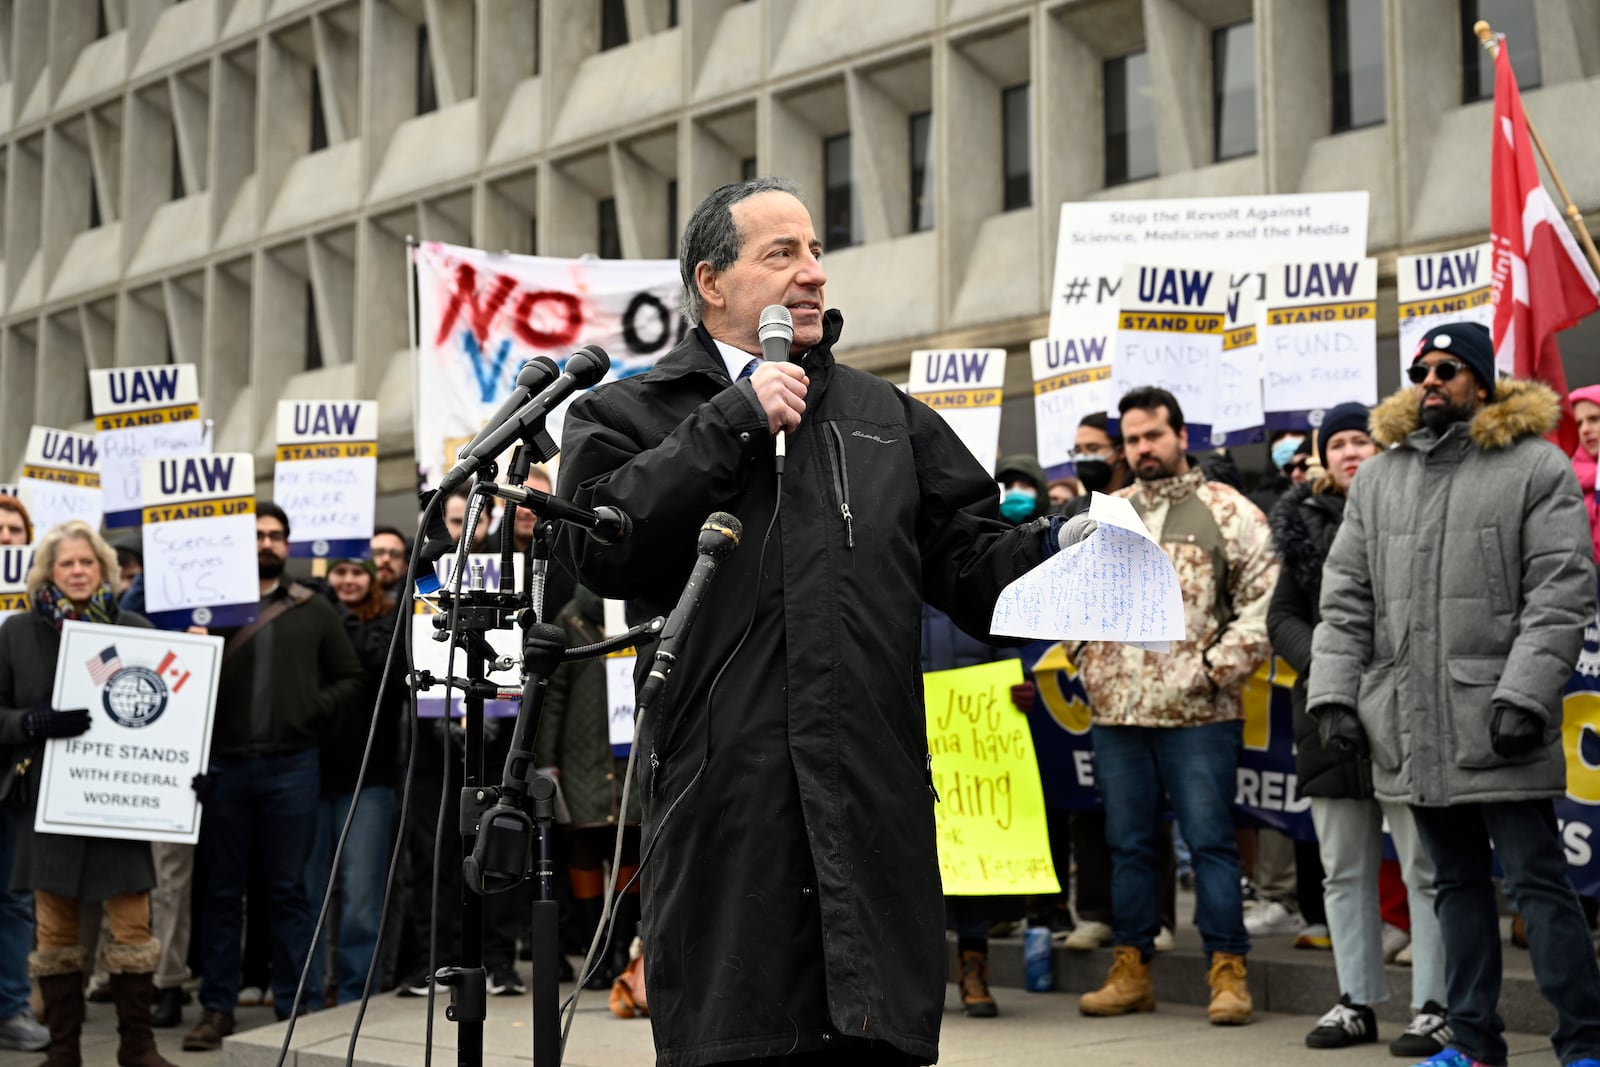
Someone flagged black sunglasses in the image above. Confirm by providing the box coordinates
[1407,358,1468,385]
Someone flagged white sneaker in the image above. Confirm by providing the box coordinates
[1394,943,1414,966]
[0,1009,49,1052]
[1243,900,1305,937]
[1063,919,1113,951]
[1382,923,1411,963]
[1154,926,1175,952]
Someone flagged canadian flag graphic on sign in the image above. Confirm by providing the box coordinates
[156,650,191,695]
[1488,35,1600,453]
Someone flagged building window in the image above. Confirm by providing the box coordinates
[668,0,678,28]
[304,284,323,371]
[529,217,538,255]
[1463,0,1539,102]
[532,0,541,76]
[666,178,678,258]
[741,156,758,181]
[171,135,185,200]
[909,110,933,232]
[1212,21,1258,161]
[310,67,328,151]
[89,181,102,230]
[600,0,628,51]
[416,24,438,115]
[597,196,621,259]
[823,133,856,249]
[95,0,108,39]
[1001,84,1031,211]
[1105,52,1158,186]
[1331,0,1386,131]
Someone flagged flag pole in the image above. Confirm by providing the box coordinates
[1475,20,1600,276]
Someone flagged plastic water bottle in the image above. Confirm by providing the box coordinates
[1024,926,1053,992]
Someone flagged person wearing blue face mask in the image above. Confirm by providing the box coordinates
[995,455,1049,525]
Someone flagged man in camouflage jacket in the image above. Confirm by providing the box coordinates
[1075,386,1279,1027]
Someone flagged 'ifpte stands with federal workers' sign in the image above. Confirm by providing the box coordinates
[139,454,259,629]
[90,364,210,529]
[273,400,378,559]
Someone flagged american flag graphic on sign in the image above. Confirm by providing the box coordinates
[86,646,122,686]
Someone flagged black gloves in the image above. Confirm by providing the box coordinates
[1317,705,1367,753]
[190,770,221,805]
[21,705,92,740]
[1490,702,1545,758]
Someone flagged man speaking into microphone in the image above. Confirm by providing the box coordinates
[556,178,1075,1067]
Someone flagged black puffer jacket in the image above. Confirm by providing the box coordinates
[1267,482,1368,798]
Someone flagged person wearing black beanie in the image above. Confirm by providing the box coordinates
[1314,402,1372,471]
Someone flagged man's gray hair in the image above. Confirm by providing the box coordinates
[678,176,805,323]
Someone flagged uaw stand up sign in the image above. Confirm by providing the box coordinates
[139,454,260,629]
[35,621,222,845]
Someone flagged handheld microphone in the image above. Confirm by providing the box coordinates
[636,512,743,712]
[757,305,793,463]
[456,357,560,461]
[437,345,611,495]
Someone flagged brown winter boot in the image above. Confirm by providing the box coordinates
[1078,945,1155,1016]
[1206,951,1253,1025]
[106,972,177,1067]
[958,950,998,1017]
[30,947,87,1067]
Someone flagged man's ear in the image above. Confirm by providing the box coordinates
[695,262,724,312]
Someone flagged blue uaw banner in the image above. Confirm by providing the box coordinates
[1556,602,1600,897]
[1025,643,1312,839]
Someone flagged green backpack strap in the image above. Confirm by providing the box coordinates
[1132,490,1234,632]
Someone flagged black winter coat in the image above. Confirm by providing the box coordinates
[1266,483,1369,798]
[0,608,159,899]
[556,313,1046,1067]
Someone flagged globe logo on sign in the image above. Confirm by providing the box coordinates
[313,539,330,557]
[192,607,212,626]
[102,667,169,728]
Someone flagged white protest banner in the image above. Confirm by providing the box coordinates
[991,493,1185,652]
[1215,287,1266,446]
[908,349,1006,474]
[0,547,30,622]
[140,455,258,629]
[603,598,636,757]
[412,554,524,718]
[90,364,210,529]
[412,243,683,488]
[1112,265,1227,442]
[19,427,101,536]
[37,621,222,844]
[274,400,378,558]
[1030,337,1111,478]
[1397,243,1492,370]
[1261,259,1379,429]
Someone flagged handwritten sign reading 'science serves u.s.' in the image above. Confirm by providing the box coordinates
[1113,265,1227,443]
[90,364,210,529]
[20,427,101,536]
[909,350,1006,475]
[140,455,258,629]
[1260,258,1379,429]
[274,401,378,558]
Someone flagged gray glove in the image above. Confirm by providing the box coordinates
[1057,515,1098,550]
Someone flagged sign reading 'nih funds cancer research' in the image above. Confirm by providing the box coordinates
[89,364,210,529]
[140,454,259,630]
[1030,335,1111,478]
[274,400,379,558]
[20,426,100,536]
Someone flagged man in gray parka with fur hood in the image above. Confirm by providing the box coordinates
[1308,321,1600,1067]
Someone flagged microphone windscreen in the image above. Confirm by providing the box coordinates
[700,511,744,554]
[516,355,561,389]
[566,345,611,387]
[758,304,793,342]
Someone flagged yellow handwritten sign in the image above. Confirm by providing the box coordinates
[924,660,1060,895]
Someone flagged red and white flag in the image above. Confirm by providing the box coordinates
[156,650,191,695]
[1489,36,1600,451]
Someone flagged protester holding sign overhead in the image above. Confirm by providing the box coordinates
[0,520,177,1067]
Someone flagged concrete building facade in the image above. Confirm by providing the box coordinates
[1,0,1597,493]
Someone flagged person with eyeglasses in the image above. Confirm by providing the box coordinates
[1309,321,1600,1067]
[368,527,411,598]
[182,503,365,1052]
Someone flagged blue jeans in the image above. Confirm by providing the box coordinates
[0,814,33,1016]
[197,751,320,1019]
[1412,800,1600,1066]
[303,787,396,1007]
[1092,721,1248,957]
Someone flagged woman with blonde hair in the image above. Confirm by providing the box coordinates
[0,520,174,1067]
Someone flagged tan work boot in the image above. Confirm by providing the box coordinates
[1206,952,1253,1025]
[1078,945,1154,1016]
[958,950,998,1017]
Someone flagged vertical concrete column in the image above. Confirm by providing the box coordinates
[1389,0,1457,244]
[1142,0,1211,175]
[1258,0,1330,193]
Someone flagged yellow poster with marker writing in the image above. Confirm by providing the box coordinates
[925,660,1060,895]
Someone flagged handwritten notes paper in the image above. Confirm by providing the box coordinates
[990,493,1184,651]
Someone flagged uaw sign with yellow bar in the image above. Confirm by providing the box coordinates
[1112,264,1227,443]
[90,364,209,529]
[20,427,101,535]
[1261,258,1378,430]
[1030,336,1111,480]
[1397,243,1492,373]
[1214,286,1266,446]
[0,546,32,623]
[274,400,378,558]
[908,349,1006,475]
[140,455,258,629]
